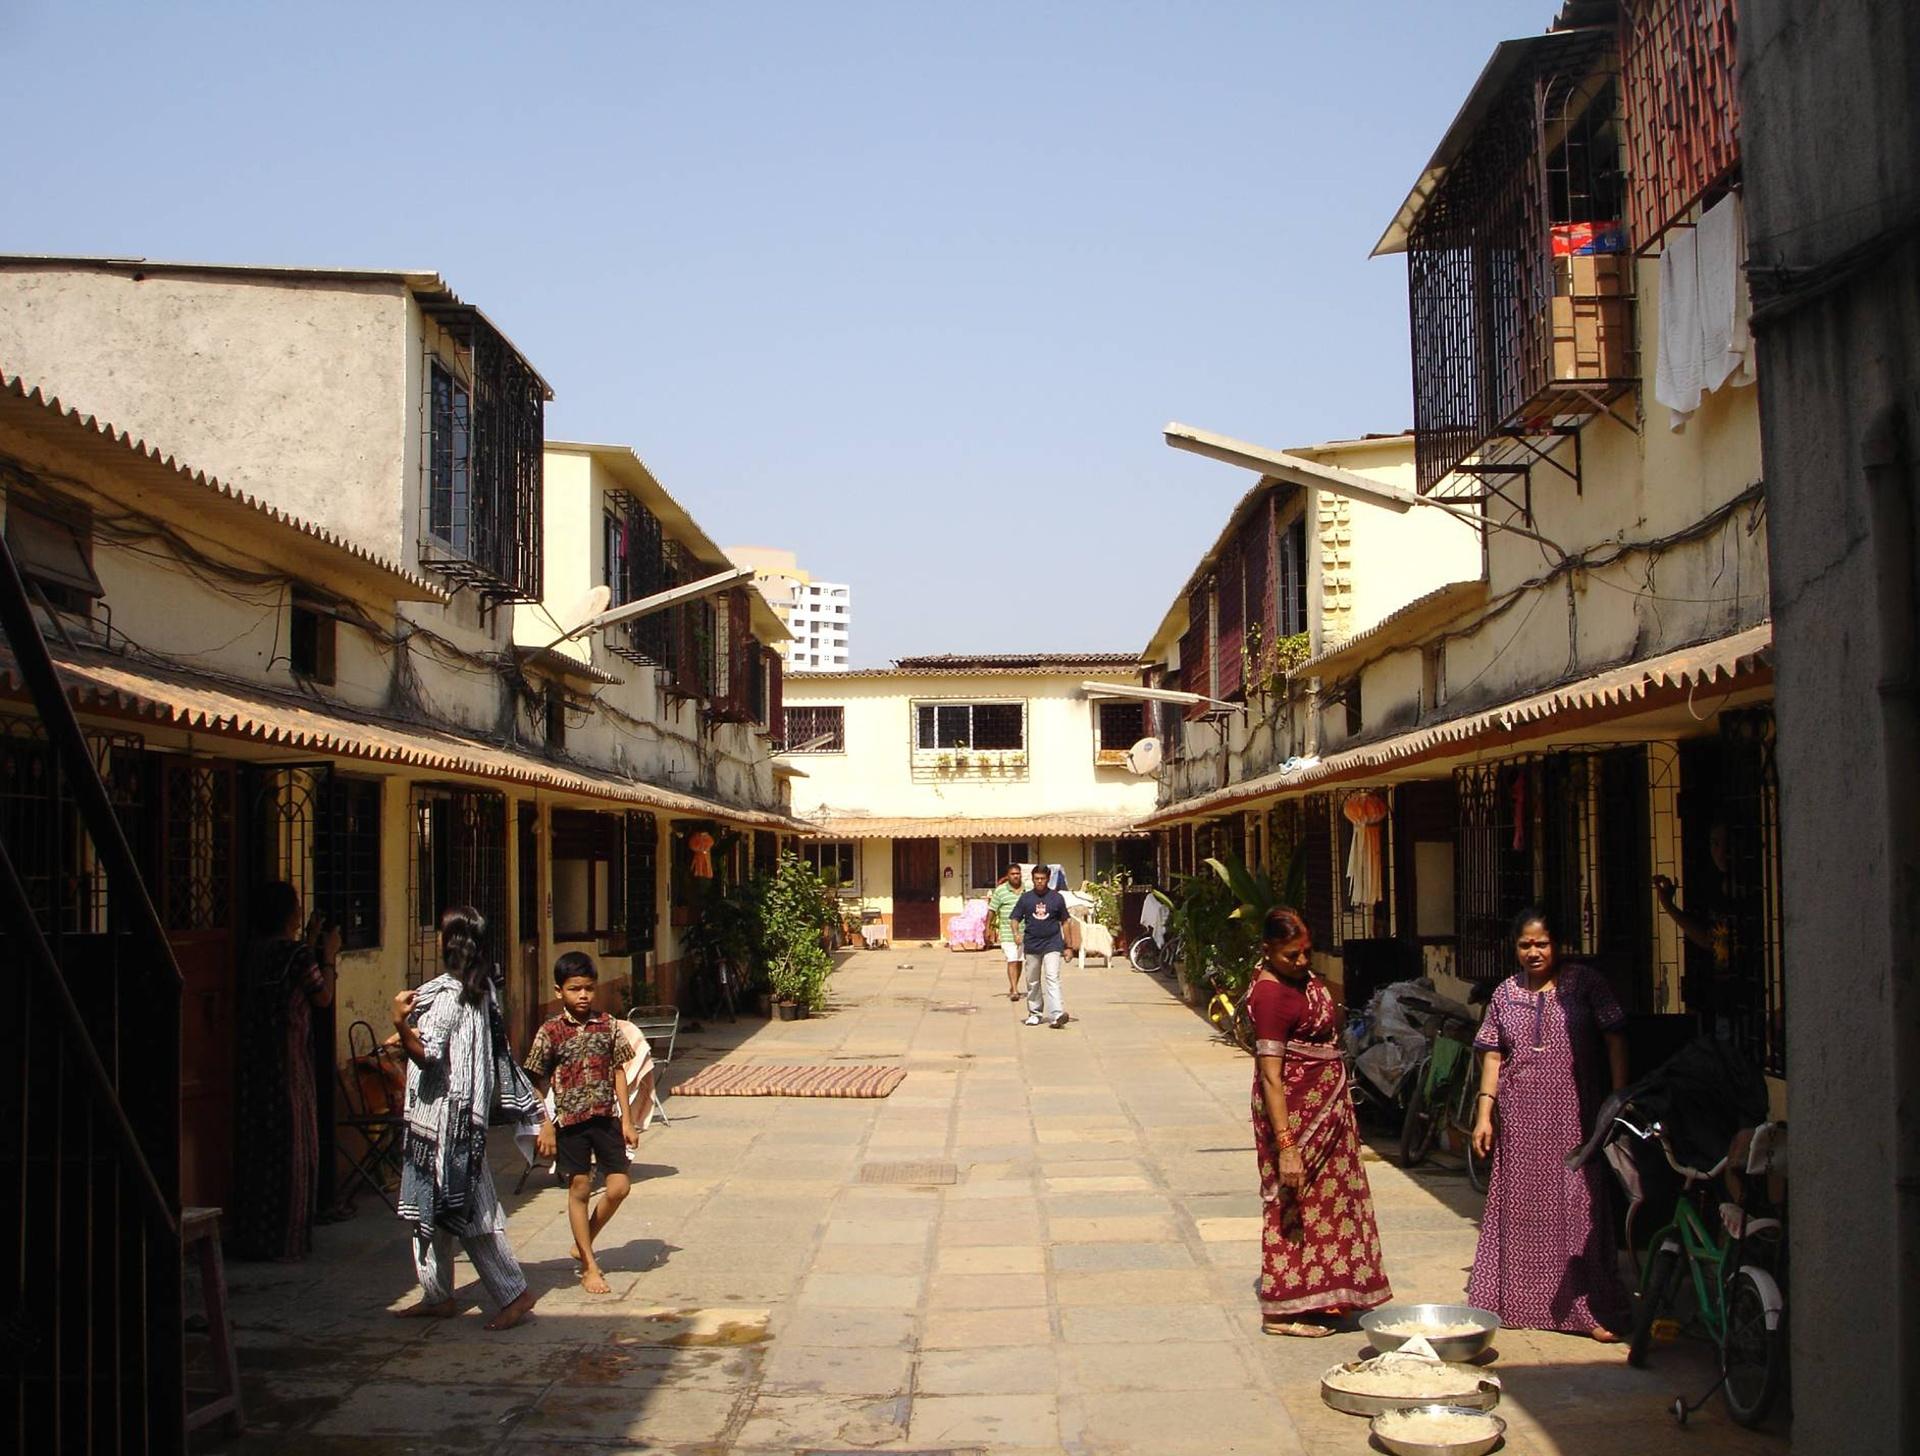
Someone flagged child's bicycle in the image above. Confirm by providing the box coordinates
[1616,1114,1790,1428]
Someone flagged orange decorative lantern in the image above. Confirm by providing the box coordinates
[688,831,715,879]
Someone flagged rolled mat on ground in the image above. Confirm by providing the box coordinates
[671,1063,908,1098]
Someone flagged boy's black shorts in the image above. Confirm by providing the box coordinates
[554,1115,630,1181]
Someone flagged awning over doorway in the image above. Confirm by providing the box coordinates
[0,643,808,831]
[1140,621,1774,827]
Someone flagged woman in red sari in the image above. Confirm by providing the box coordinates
[1249,907,1392,1336]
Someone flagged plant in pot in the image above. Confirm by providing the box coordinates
[760,852,835,1018]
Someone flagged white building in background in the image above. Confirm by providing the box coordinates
[726,544,851,671]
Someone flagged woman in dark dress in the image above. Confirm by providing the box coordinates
[1468,906,1631,1339]
[230,882,338,1260]
[1249,906,1392,1336]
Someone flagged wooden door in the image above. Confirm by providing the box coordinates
[161,759,238,1211]
[891,838,941,941]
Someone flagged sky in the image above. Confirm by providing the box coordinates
[0,1,1555,666]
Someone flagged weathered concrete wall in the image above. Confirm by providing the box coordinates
[1742,2,1920,1448]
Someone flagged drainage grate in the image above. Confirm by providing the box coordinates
[859,1160,959,1186]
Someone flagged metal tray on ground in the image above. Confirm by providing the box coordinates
[1319,1362,1502,1418]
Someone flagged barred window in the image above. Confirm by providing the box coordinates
[914,701,1024,751]
[968,841,1030,889]
[1095,701,1148,765]
[315,777,381,950]
[783,705,845,752]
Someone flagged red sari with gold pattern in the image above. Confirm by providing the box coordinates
[1249,972,1392,1319]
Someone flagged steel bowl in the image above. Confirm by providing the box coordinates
[1360,1303,1501,1363]
[1369,1405,1507,1456]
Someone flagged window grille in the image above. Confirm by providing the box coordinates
[968,841,1030,889]
[315,776,382,950]
[1621,0,1742,250]
[1238,501,1276,677]
[1215,544,1245,701]
[782,705,845,752]
[408,786,508,987]
[420,313,545,602]
[801,839,857,889]
[709,590,758,723]
[1405,30,1629,494]
[1301,794,1334,951]
[1180,586,1212,721]
[550,809,623,943]
[913,701,1024,752]
[0,717,145,935]
[1091,837,1157,885]
[622,811,658,956]
[1277,512,1309,638]
[1095,700,1148,764]
[605,490,667,666]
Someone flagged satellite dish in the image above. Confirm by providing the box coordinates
[1124,737,1164,776]
[559,585,613,635]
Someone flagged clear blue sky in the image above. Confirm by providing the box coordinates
[2,1,1552,666]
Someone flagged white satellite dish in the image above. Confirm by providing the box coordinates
[557,585,613,636]
[1124,737,1164,776]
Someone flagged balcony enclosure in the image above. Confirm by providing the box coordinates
[419,306,547,602]
[603,488,669,667]
[1621,0,1742,252]
[1385,28,1633,497]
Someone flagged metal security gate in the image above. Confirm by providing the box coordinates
[0,537,185,1451]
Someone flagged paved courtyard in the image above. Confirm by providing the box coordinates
[205,946,1788,1454]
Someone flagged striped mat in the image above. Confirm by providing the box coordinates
[671,1062,907,1099]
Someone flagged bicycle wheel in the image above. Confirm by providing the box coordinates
[1629,1239,1684,1368]
[1231,1005,1256,1054]
[718,962,739,1023]
[1129,936,1164,973]
[1721,1268,1786,1427]
[1398,1057,1439,1168]
[1449,1066,1488,1192]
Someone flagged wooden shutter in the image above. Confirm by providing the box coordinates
[1180,585,1212,721]
[1216,547,1244,701]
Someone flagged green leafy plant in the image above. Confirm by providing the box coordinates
[1168,847,1306,997]
[759,852,837,1008]
[1079,870,1131,934]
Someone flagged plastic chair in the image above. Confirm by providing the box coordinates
[335,1019,407,1210]
[628,1005,681,1125]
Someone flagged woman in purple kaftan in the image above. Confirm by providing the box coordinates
[1467,908,1632,1340]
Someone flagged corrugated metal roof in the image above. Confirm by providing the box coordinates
[512,644,624,687]
[892,652,1141,670]
[1140,622,1774,826]
[1,374,449,604]
[1,644,806,830]
[802,811,1148,840]
[789,659,1140,681]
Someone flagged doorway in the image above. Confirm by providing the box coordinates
[891,838,940,941]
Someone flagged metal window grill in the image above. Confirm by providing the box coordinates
[709,590,757,723]
[1238,501,1275,679]
[1277,512,1308,637]
[1333,788,1396,944]
[1407,30,1630,495]
[407,786,509,988]
[1716,708,1784,1076]
[1215,543,1245,701]
[1621,0,1742,250]
[1180,585,1212,721]
[418,316,545,603]
[1301,794,1334,950]
[1095,700,1147,760]
[314,776,381,951]
[605,489,668,666]
[783,705,845,752]
[159,761,233,935]
[0,718,146,936]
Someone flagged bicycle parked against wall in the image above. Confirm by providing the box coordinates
[1397,1000,1489,1191]
[1129,922,1181,973]
[1203,963,1255,1053]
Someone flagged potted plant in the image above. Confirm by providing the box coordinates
[759,852,836,1019]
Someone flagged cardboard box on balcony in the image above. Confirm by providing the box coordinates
[1555,250,1628,298]
[1549,293,1630,381]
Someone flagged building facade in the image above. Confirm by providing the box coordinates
[0,258,802,1216]
[781,653,1159,941]
[1139,4,1782,1118]
[726,544,851,670]
[1741,0,1920,1444]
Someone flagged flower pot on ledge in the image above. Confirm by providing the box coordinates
[775,999,805,1021]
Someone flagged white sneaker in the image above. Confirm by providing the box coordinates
[1023,1013,1043,1026]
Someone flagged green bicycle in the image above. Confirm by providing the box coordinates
[1397,1010,1487,1192]
[1617,1115,1789,1428]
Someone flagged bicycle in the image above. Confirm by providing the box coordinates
[1618,1116,1789,1428]
[1129,923,1181,974]
[1397,1006,1487,1191]
[1202,963,1255,1053]
[689,951,739,1023]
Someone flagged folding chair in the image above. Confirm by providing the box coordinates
[628,1005,681,1126]
[335,1019,407,1211]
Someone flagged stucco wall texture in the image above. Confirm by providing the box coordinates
[1743,1,1920,1448]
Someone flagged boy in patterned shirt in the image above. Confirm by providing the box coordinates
[524,952,636,1293]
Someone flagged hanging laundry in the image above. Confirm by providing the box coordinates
[1655,192,1754,432]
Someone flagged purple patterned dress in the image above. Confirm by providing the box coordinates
[1467,963,1631,1333]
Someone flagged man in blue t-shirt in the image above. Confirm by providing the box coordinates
[1012,872,1071,1028]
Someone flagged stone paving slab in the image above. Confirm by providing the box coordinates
[205,945,1791,1456]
